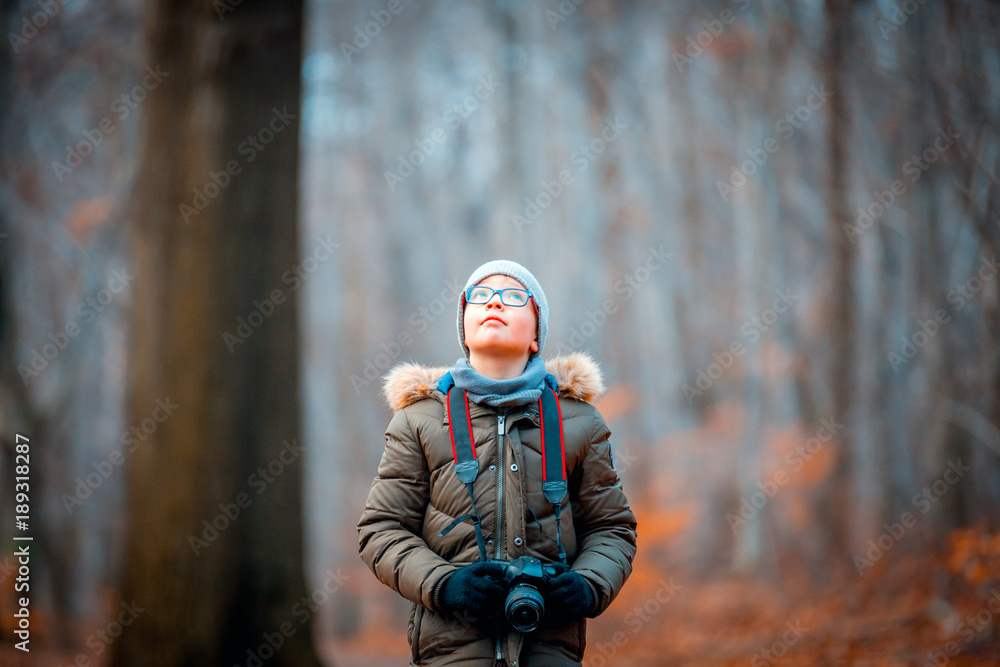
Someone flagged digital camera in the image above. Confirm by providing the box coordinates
[492,556,561,632]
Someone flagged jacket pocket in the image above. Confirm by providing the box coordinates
[408,603,424,664]
[530,614,586,663]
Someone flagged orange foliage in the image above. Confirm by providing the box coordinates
[593,384,638,423]
[634,502,699,546]
[759,341,794,380]
[791,441,837,488]
[947,525,1000,590]
[701,399,745,435]
[762,423,807,466]
[68,196,113,243]
[761,422,837,488]
[587,539,1000,665]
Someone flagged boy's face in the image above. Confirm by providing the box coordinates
[463,274,539,358]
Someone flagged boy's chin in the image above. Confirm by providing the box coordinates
[467,343,533,358]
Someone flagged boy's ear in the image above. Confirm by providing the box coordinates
[530,340,539,352]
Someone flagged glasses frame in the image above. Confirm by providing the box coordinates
[464,286,535,308]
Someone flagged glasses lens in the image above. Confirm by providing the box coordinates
[502,289,529,306]
[467,287,493,304]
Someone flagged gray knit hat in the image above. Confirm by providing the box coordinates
[457,259,548,359]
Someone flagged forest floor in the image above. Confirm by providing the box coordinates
[580,546,1000,666]
[324,524,1000,666]
[4,526,999,666]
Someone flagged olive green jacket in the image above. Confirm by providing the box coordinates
[358,353,637,666]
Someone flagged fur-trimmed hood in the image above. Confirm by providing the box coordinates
[381,352,606,412]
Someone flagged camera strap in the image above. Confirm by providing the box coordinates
[437,386,569,565]
[539,386,569,564]
[438,387,489,561]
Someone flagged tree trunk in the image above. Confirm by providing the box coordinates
[819,0,855,573]
[110,1,321,665]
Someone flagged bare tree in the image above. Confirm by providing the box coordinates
[110,1,322,665]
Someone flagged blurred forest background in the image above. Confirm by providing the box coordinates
[2,0,1000,665]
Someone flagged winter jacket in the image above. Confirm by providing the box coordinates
[357,352,638,666]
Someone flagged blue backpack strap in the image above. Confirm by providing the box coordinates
[539,386,567,504]
[437,387,488,561]
[447,386,479,484]
[539,386,569,564]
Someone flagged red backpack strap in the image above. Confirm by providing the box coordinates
[539,386,569,564]
[447,386,479,484]
[438,388,487,560]
[539,386,567,505]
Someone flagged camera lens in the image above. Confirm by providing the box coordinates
[505,583,545,632]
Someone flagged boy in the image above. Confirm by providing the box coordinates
[358,259,637,666]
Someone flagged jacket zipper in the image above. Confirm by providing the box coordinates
[495,411,506,661]
[496,412,506,559]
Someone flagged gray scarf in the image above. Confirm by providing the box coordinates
[449,356,549,407]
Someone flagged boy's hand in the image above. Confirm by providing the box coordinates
[439,560,507,617]
[545,570,595,618]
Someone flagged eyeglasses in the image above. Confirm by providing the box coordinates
[465,286,533,307]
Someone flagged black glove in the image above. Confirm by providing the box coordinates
[545,570,595,619]
[439,560,507,617]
